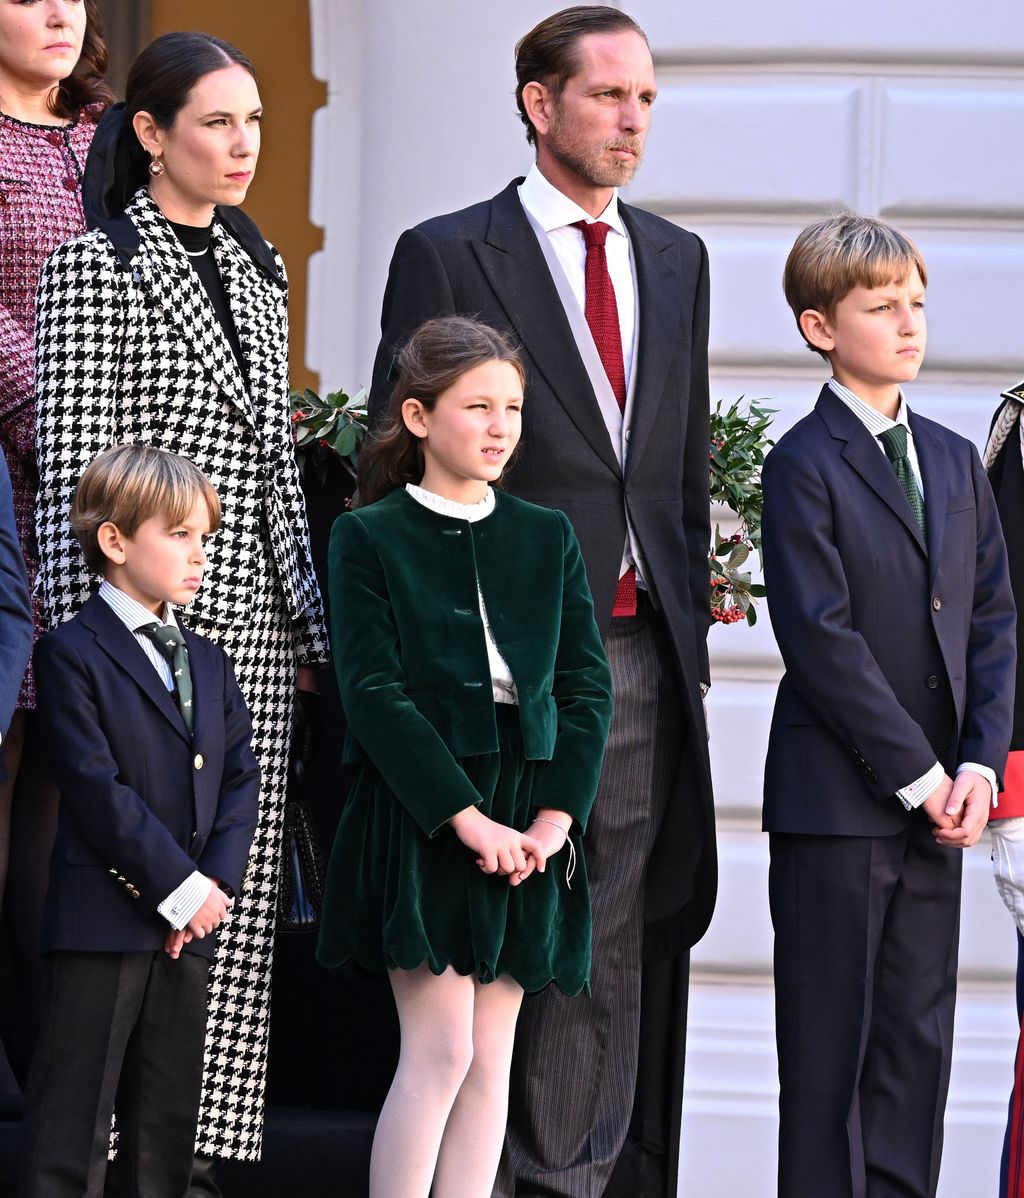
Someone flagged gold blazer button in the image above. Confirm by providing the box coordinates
[194,753,205,770]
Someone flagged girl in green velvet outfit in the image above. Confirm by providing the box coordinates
[317,317,612,1198]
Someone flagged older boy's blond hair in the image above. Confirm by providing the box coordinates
[71,444,221,575]
[784,213,928,359]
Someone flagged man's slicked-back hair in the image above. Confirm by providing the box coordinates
[783,212,928,360]
[514,6,648,146]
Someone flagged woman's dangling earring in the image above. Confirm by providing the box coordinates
[148,157,165,177]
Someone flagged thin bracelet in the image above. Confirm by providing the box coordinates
[531,818,577,889]
[533,817,570,840]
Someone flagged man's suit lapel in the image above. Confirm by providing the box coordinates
[817,385,928,557]
[909,410,948,581]
[472,182,621,477]
[618,203,684,476]
[77,594,191,743]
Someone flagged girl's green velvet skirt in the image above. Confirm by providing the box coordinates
[316,705,591,996]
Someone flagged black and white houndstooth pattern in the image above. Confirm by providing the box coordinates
[189,550,293,1161]
[35,189,327,658]
[34,190,329,1160]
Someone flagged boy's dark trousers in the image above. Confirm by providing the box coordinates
[769,818,961,1198]
[18,949,209,1198]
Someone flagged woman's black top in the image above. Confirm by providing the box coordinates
[168,218,247,377]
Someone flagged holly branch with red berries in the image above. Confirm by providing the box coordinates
[709,397,775,627]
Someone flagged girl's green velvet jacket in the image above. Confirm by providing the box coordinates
[328,487,613,837]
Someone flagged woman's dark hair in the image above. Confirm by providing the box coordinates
[117,31,256,203]
[50,0,113,122]
[514,6,648,146]
[358,317,526,506]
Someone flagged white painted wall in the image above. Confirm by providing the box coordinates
[307,3,1024,1193]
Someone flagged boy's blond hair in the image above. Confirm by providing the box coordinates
[784,213,928,359]
[71,444,221,575]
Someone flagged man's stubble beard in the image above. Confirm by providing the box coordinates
[545,109,644,190]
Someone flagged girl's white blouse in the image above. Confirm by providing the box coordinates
[405,484,518,705]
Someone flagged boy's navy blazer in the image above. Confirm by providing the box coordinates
[762,384,1016,835]
[34,592,259,958]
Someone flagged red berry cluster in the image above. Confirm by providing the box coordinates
[291,410,306,423]
[711,605,745,624]
[708,436,727,463]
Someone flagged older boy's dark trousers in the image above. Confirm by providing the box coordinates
[770,817,961,1198]
[18,949,209,1198]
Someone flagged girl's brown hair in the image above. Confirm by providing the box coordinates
[358,317,526,506]
[50,0,114,122]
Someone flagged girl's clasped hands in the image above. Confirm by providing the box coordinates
[449,805,571,885]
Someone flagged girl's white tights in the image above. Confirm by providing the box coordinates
[368,962,524,1198]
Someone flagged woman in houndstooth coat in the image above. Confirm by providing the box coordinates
[33,32,328,1181]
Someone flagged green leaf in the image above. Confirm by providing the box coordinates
[333,424,358,457]
[727,543,750,569]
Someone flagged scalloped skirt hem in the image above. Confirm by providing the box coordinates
[315,947,590,999]
[316,706,592,1000]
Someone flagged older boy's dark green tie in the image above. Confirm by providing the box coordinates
[139,623,194,735]
[877,425,926,537]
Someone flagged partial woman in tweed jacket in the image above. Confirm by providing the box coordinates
[33,33,327,1174]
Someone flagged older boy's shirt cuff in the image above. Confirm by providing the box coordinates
[957,762,998,809]
[897,761,944,810]
[158,872,212,930]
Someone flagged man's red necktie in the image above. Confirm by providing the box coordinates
[573,219,636,617]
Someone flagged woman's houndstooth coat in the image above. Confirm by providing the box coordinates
[34,189,329,1161]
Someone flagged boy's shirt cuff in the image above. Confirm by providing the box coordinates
[897,761,943,810]
[958,762,998,809]
[158,871,212,930]
[896,761,998,811]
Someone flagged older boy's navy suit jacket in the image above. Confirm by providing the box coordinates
[762,383,1016,835]
[33,592,259,958]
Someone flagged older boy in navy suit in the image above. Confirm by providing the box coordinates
[18,445,259,1198]
[762,214,1016,1198]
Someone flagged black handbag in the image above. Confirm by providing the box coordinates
[276,796,325,932]
[276,691,326,932]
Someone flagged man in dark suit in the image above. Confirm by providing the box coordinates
[368,8,716,1194]
[762,214,1016,1197]
[0,447,32,776]
[18,445,259,1197]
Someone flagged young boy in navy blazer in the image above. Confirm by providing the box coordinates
[18,445,259,1197]
[762,214,1016,1198]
